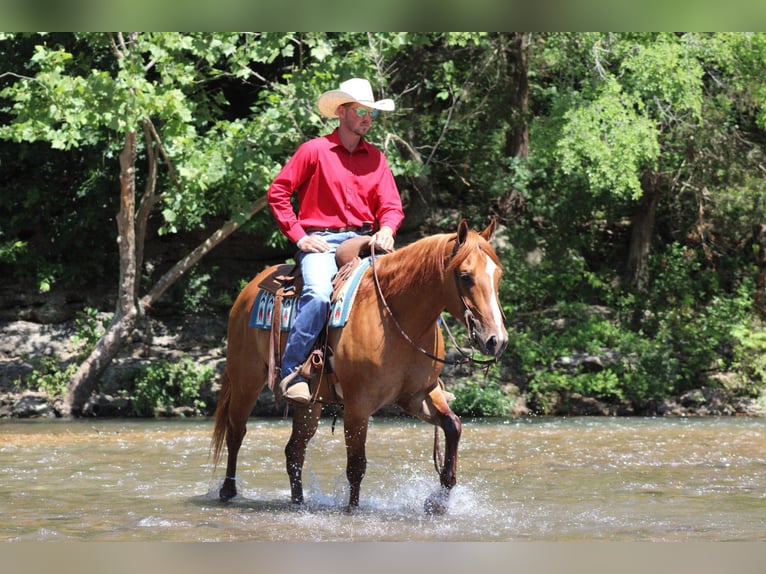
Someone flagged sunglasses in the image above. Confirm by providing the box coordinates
[349,106,380,119]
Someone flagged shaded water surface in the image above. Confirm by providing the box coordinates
[2,416,766,541]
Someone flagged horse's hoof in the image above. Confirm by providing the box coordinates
[424,487,450,516]
[219,489,236,502]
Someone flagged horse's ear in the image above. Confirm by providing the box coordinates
[457,219,470,245]
[480,216,497,241]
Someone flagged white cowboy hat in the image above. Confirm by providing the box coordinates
[317,78,395,118]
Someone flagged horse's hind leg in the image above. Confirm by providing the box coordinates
[285,402,323,504]
[219,400,252,501]
[215,365,266,501]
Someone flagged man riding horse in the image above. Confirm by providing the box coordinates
[267,77,405,404]
[211,77,508,512]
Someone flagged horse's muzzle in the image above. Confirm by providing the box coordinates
[482,334,507,357]
[467,312,508,357]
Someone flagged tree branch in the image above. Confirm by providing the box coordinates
[145,117,184,198]
[139,196,269,309]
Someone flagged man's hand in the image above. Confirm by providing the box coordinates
[371,226,395,253]
[296,234,330,253]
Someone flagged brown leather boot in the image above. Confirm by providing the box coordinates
[279,371,311,404]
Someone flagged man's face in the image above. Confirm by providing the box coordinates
[338,103,377,137]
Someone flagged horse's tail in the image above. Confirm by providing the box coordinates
[210,368,232,471]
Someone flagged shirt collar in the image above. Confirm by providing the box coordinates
[328,128,370,154]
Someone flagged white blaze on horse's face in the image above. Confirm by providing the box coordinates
[484,255,505,332]
[477,252,508,357]
[456,245,509,358]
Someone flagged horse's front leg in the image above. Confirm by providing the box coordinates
[419,386,461,514]
[343,414,369,510]
[285,402,322,504]
[438,409,461,489]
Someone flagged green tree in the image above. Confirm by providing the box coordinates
[511,32,766,404]
[0,32,325,414]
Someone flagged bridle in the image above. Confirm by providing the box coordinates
[369,240,498,366]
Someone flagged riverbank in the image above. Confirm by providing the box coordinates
[0,315,229,418]
[2,315,765,419]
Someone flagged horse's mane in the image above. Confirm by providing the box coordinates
[362,229,499,299]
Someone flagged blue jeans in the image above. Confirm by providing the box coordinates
[281,231,359,378]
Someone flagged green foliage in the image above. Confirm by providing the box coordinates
[510,303,627,403]
[509,241,760,413]
[126,357,213,417]
[20,357,78,398]
[71,307,109,349]
[0,239,26,264]
[513,313,675,411]
[173,269,212,313]
[631,243,751,391]
[705,32,766,131]
[730,321,766,393]
[618,36,704,123]
[33,263,62,293]
[533,369,625,403]
[449,378,515,417]
[2,33,766,416]
[557,77,660,200]
[18,307,109,398]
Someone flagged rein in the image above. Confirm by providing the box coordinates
[369,242,497,367]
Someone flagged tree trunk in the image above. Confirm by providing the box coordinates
[60,309,139,417]
[625,172,660,290]
[134,120,160,300]
[62,130,139,416]
[497,32,530,220]
[503,32,530,160]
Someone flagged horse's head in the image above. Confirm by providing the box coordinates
[445,218,509,358]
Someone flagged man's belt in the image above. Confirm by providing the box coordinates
[304,224,373,234]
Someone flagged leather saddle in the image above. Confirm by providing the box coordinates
[257,235,376,297]
[257,235,380,404]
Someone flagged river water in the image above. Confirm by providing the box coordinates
[2,415,766,542]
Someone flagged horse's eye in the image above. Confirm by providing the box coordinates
[460,272,475,287]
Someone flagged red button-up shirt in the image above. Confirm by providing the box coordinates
[267,129,405,244]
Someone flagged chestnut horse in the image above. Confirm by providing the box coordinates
[210,219,508,512]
